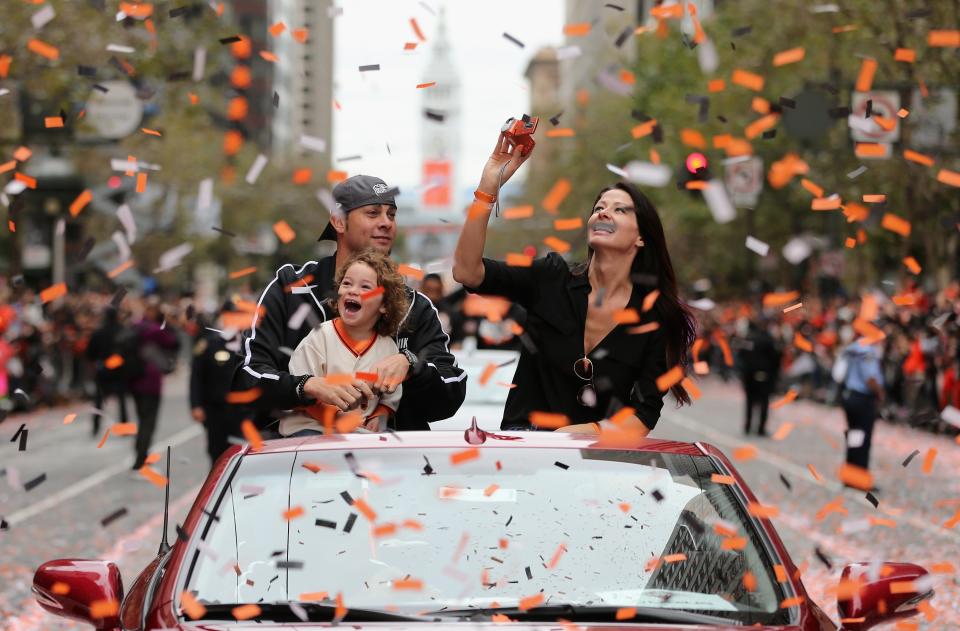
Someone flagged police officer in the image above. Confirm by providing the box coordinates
[190,303,244,465]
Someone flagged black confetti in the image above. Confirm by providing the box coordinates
[10,423,25,445]
[865,492,879,508]
[829,106,851,119]
[212,226,236,237]
[651,489,664,502]
[100,507,128,527]
[77,65,97,76]
[277,560,303,569]
[502,32,525,48]
[814,546,833,569]
[0,518,8,530]
[315,519,337,529]
[424,109,445,122]
[614,26,632,48]
[24,473,47,492]
[731,25,753,37]
[505,515,513,527]
[422,456,435,476]
[604,3,624,10]
[779,97,796,109]
[77,236,96,262]
[549,111,563,126]
[762,129,777,139]
[902,449,920,467]
[778,473,792,490]
[865,99,873,118]
[219,35,242,45]
[340,491,353,504]
[343,513,358,533]
[273,91,279,108]
[525,566,532,579]
[358,64,380,72]
[169,5,192,18]
[554,461,569,470]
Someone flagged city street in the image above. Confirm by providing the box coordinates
[1,373,957,629]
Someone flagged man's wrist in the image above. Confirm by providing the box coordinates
[295,375,313,402]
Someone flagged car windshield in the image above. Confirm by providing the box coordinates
[182,446,791,626]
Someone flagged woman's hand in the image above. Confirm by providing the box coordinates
[554,423,599,434]
[477,133,534,198]
[304,377,375,413]
[362,414,389,433]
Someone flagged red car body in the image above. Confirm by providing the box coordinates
[33,432,933,631]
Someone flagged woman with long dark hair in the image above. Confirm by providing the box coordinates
[453,133,696,434]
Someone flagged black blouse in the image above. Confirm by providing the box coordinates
[466,253,668,430]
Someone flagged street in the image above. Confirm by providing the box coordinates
[1,373,958,630]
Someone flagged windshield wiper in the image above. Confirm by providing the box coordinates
[427,604,738,626]
[196,602,436,623]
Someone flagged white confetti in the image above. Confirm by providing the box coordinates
[624,161,672,187]
[606,163,628,178]
[299,135,327,152]
[289,603,308,622]
[782,237,813,264]
[112,231,131,262]
[287,302,312,330]
[192,47,207,82]
[154,243,193,273]
[316,189,337,216]
[245,154,268,184]
[745,235,770,256]
[555,45,582,60]
[116,204,137,244]
[846,429,865,448]
[196,178,213,213]
[702,180,736,223]
[106,44,136,54]
[31,4,56,29]
[940,405,960,429]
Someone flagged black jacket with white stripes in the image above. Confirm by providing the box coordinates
[231,254,467,431]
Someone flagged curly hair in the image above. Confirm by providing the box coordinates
[333,249,411,337]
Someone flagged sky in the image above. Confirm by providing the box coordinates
[332,0,566,196]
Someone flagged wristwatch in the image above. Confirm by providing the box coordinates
[296,375,313,403]
[402,349,418,368]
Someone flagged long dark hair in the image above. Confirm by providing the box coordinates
[583,182,697,406]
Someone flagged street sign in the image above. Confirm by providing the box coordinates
[76,81,143,140]
[850,91,901,143]
[724,156,763,207]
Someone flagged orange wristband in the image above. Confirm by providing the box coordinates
[474,189,496,203]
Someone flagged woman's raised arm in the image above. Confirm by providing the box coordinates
[453,132,532,288]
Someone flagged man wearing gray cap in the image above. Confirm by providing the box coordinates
[232,174,466,432]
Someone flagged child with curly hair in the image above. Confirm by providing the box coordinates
[281,250,411,436]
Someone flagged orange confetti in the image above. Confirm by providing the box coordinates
[731,68,765,91]
[680,376,701,400]
[838,463,874,491]
[40,282,67,304]
[0,161,15,174]
[748,502,779,519]
[855,143,887,158]
[44,116,64,129]
[780,596,805,609]
[772,422,794,441]
[763,291,800,307]
[283,506,304,521]
[228,266,258,280]
[503,205,534,219]
[269,21,286,36]
[181,591,207,620]
[104,354,125,370]
[631,119,658,139]
[772,47,805,66]
[937,169,960,188]
[881,213,911,237]
[542,179,571,213]
[51,582,70,595]
[259,50,278,63]
[63,413,77,425]
[928,30,960,47]
[547,543,567,568]
[563,23,591,37]
[398,264,424,280]
[743,571,757,591]
[69,189,93,217]
[240,419,263,451]
[800,178,824,198]
[226,388,261,404]
[27,38,59,60]
[416,81,436,89]
[794,332,813,352]
[136,172,147,193]
[732,445,757,461]
[478,362,497,386]
[546,128,575,138]
[903,256,922,275]
[903,149,934,166]
[505,253,533,267]
[352,498,377,521]
[0,54,11,79]
[483,484,500,497]
[393,578,423,590]
[15,172,37,189]
[139,467,168,487]
[273,220,296,244]
[291,28,309,43]
[543,236,571,253]
[680,128,707,149]
[90,599,119,618]
[721,537,747,550]
[410,17,426,42]
[656,365,684,391]
[292,167,312,184]
[233,604,262,620]
[450,447,480,465]
[921,448,936,473]
[612,308,640,324]
[111,422,137,436]
[707,79,726,92]
[519,593,544,611]
[711,474,736,485]
[327,169,348,183]
[855,58,878,92]
[771,389,798,409]
[615,607,637,620]
[529,411,570,429]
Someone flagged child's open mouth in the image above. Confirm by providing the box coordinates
[342,298,362,315]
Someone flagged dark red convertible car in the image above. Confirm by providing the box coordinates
[33,432,933,630]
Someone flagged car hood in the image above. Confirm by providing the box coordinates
[177,623,803,630]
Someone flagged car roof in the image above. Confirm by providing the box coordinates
[248,431,708,457]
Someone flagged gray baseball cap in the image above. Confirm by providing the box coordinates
[318,174,398,241]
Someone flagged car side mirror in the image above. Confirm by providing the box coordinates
[837,562,933,631]
[33,559,124,630]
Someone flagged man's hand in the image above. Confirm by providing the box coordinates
[191,407,205,423]
[304,377,376,413]
[554,423,598,434]
[369,353,410,395]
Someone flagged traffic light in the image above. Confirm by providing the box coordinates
[677,152,712,193]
